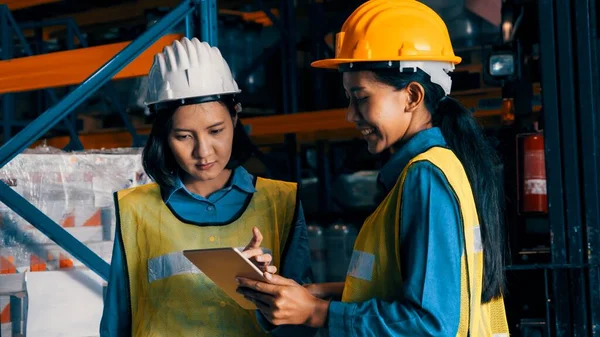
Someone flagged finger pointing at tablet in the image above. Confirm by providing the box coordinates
[242,227,277,274]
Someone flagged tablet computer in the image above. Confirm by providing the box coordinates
[183,247,266,310]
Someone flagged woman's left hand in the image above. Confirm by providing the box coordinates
[236,272,330,328]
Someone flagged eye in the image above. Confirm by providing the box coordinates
[210,129,224,135]
[356,96,368,104]
[175,134,191,140]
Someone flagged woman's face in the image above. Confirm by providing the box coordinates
[343,71,413,154]
[168,101,236,182]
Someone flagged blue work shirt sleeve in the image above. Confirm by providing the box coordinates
[327,161,463,337]
[99,221,132,337]
[255,202,319,337]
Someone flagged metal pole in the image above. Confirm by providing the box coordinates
[544,269,551,337]
[537,0,571,335]
[0,181,110,280]
[1,7,14,142]
[209,0,217,46]
[0,0,195,168]
[104,83,145,147]
[574,0,600,333]
[10,295,22,335]
[199,0,217,46]
[310,0,325,110]
[63,23,84,151]
[285,1,297,115]
[317,141,332,214]
[279,0,300,183]
[68,18,87,48]
[555,0,588,335]
[35,26,46,125]
[185,11,194,39]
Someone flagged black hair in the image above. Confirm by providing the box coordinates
[369,68,505,303]
[142,95,253,190]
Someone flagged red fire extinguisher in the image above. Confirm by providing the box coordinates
[518,133,548,214]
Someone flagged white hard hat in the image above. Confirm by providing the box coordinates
[145,37,241,111]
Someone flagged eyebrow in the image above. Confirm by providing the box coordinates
[206,121,225,129]
[349,86,365,92]
[172,128,194,132]
[172,121,225,133]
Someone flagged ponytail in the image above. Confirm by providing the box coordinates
[371,69,505,302]
[433,96,505,302]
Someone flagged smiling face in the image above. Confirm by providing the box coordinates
[167,101,236,184]
[343,71,417,154]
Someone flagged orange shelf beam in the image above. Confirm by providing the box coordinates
[2,0,60,10]
[0,33,182,94]
[23,1,277,40]
[31,103,541,150]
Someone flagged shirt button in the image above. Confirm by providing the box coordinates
[220,301,226,307]
[207,205,215,211]
[209,236,216,242]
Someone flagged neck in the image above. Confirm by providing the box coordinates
[182,168,233,198]
[393,120,432,151]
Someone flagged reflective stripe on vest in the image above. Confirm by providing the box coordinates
[117,177,297,337]
[341,147,509,337]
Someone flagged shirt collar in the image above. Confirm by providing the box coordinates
[378,127,447,192]
[162,166,256,203]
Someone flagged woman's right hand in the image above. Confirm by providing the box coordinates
[241,227,277,274]
[303,282,345,300]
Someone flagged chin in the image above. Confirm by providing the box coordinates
[190,173,216,181]
[186,166,222,182]
[367,141,386,154]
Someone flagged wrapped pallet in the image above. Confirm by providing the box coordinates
[0,146,150,336]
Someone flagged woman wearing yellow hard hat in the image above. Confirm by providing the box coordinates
[99,37,317,336]
[237,1,510,336]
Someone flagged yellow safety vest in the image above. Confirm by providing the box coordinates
[342,147,509,336]
[117,177,297,337]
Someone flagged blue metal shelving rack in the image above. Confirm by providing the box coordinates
[0,0,218,282]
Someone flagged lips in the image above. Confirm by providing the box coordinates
[196,162,215,170]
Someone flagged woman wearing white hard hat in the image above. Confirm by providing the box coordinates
[99,37,316,337]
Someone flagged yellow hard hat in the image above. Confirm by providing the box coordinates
[311,0,462,68]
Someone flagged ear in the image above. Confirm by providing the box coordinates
[405,82,425,113]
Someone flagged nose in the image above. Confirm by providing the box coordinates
[346,103,360,124]
[193,137,213,159]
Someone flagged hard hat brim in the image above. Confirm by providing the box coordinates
[311,55,462,69]
[146,90,241,112]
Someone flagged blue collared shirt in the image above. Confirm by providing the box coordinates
[327,127,464,336]
[100,166,316,337]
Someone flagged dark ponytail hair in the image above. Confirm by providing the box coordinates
[142,95,254,191]
[371,68,505,302]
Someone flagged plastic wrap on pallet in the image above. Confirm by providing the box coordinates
[0,146,149,273]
